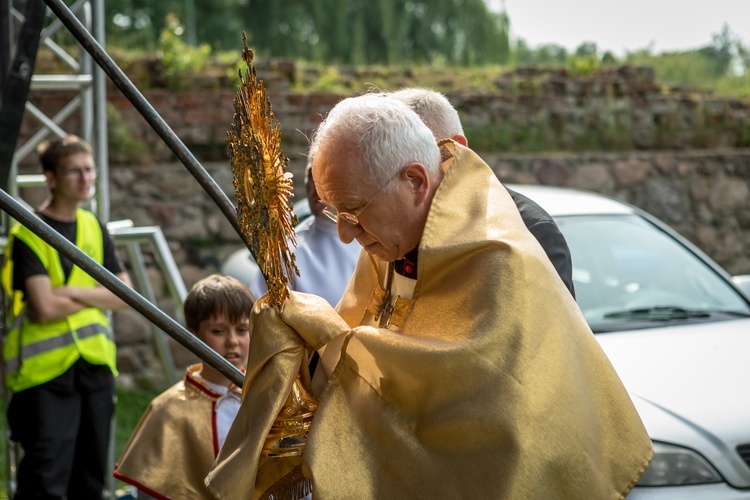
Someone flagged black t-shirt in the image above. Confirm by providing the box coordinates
[12,212,124,298]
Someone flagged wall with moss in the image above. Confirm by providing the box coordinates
[15,65,750,381]
[19,65,750,168]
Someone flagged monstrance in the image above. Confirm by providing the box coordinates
[227,33,317,459]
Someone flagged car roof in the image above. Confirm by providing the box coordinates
[506,184,635,217]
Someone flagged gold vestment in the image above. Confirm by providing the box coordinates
[115,364,240,499]
[207,141,653,499]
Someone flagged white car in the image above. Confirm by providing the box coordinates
[223,186,750,498]
[509,184,750,499]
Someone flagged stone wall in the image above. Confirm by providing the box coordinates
[18,66,750,171]
[14,65,750,384]
[100,150,750,280]
[452,66,750,151]
[15,148,750,387]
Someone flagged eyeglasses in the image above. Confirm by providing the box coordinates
[322,169,401,226]
[61,167,97,179]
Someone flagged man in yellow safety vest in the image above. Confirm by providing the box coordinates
[2,135,131,499]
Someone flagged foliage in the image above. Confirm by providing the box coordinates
[105,0,246,52]
[464,115,635,154]
[101,1,749,99]
[105,0,511,66]
[536,44,569,65]
[625,50,749,98]
[566,52,599,76]
[506,24,749,98]
[623,24,749,98]
[93,5,750,155]
[158,14,212,89]
[107,103,149,164]
[242,0,514,65]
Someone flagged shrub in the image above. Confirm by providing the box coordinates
[158,13,212,90]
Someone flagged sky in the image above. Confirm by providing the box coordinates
[488,0,749,56]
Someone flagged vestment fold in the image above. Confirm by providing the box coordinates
[115,364,235,499]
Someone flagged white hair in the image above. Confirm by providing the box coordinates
[311,93,441,189]
[390,88,463,141]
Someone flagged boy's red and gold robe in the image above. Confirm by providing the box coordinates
[115,364,239,499]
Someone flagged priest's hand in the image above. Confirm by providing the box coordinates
[280,291,350,350]
[281,291,351,393]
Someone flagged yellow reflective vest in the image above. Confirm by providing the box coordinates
[2,209,117,393]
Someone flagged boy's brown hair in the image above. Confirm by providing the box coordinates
[184,274,254,333]
[37,135,93,174]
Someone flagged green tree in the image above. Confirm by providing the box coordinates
[601,51,618,65]
[574,41,598,59]
[496,10,512,65]
[697,23,741,78]
[240,0,512,65]
[536,44,568,64]
[106,0,247,52]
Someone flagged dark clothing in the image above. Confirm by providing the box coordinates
[12,213,122,297]
[8,359,115,500]
[8,211,121,500]
[508,189,576,298]
[394,249,419,279]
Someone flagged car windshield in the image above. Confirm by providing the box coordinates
[556,214,750,332]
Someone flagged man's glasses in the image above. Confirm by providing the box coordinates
[322,169,401,226]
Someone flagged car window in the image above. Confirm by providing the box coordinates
[557,214,750,331]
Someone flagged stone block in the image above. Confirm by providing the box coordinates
[709,176,749,214]
[570,163,611,191]
[676,162,695,176]
[689,178,710,203]
[180,265,213,290]
[613,159,650,187]
[116,346,141,373]
[654,155,675,174]
[170,336,201,370]
[150,202,179,225]
[113,309,151,345]
[536,159,569,186]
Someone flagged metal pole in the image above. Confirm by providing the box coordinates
[122,242,179,384]
[0,189,245,387]
[92,0,109,221]
[41,0,249,248]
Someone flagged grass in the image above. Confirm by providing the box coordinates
[0,384,163,497]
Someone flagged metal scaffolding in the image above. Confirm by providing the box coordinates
[6,0,110,218]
